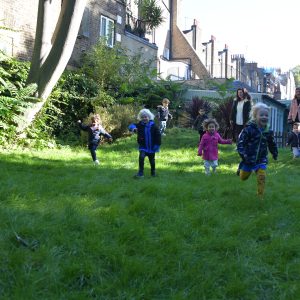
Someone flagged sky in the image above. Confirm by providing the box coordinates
[181,0,299,71]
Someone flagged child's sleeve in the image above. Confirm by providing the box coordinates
[78,123,88,131]
[217,133,232,144]
[237,128,248,159]
[286,133,292,145]
[157,106,161,119]
[154,125,161,145]
[99,126,112,139]
[268,131,278,160]
[198,136,205,156]
[128,123,137,132]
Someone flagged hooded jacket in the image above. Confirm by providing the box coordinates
[79,123,112,147]
[237,121,278,166]
[198,131,232,160]
[157,105,172,121]
[130,120,161,153]
[287,131,300,148]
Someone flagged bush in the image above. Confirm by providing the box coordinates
[0,53,34,145]
[212,97,234,138]
[93,104,141,139]
[41,72,98,143]
[0,52,30,93]
[184,97,215,127]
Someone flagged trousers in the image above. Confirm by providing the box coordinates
[240,168,266,196]
[138,151,155,175]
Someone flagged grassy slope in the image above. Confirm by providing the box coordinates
[0,128,300,299]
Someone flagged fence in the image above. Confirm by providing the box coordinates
[274,132,288,148]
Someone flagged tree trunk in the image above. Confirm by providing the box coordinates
[27,0,54,85]
[20,0,86,132]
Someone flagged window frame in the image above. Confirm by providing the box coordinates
[100,15,115,47]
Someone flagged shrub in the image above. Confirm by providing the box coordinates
[181,96,217,127]
[41,72,98,143]
[212,97,234,138]
[93,104,141,139]
[0,79,37,146]
[0,52,30,92]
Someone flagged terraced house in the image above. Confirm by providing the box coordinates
[0,0,157,67]
[1,0,212,80]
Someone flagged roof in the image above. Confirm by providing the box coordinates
[261,94,288,109]
[229,80,257,93]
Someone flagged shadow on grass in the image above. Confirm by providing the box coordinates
[1,147,300,299]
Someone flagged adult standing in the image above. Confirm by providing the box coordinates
[287,87,300,124]
[230,88,252,142]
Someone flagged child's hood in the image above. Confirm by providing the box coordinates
[247,121,269,132]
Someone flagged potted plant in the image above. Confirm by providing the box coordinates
[138,0,164,31]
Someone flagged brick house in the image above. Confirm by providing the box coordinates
[151,0,209,80]
[0,0,158,67]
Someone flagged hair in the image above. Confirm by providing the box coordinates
[202,118,219,131]
[243,88,251,100]
[294,87,300,99]
[250,102,269,121]
[236,88,244,101]
[137,109,155,121]
[162,98,170,104]
[90,113,102,125]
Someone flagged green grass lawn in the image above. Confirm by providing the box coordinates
[1,128,300,299]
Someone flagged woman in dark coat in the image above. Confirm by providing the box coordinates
[230,88,252,142]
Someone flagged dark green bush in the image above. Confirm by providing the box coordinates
[41,72,98,143]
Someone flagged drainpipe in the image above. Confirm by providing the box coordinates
[210,35,215,77]
[192,19,196,50]
[224,44,228,79]
[169,0,173,59]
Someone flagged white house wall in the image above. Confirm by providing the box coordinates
[154,0,190,80]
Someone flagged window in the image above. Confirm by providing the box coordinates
[100,15,115,47]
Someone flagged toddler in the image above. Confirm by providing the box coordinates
[129,109,161,178]
[286,123,300,158]
[78,114,112,165]
[193,108,208,140]
[237,103,278,197]
[198,118,232,175]
[157,98,172,135]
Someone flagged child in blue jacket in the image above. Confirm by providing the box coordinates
[237,103,278,197]
[129,109,161,178]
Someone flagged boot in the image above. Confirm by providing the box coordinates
[256,169,266,197]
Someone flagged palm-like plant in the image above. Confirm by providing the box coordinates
[212,97,234,139]
[139,0,164,31]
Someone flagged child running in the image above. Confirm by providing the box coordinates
[237,103,278,197]
[198,118,232,175]
[286,123,300,158]
[78,114,112,165]
[129,109,161,178]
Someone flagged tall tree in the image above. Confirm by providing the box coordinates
[19,0,86,132]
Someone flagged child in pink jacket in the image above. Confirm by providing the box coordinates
[198,118,232,175]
